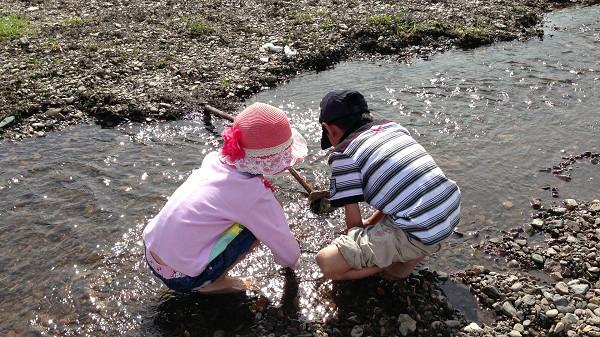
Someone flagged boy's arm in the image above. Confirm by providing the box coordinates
[363,209,385,226]
[344,203,363,230]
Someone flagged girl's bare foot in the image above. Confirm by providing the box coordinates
[194,276,255,294]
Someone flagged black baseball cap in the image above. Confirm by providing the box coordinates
[319,89,369,149]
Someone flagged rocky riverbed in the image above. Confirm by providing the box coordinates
[1,0,599,140]
[138,198,600,337]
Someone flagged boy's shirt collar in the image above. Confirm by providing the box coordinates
[332,119,391,153]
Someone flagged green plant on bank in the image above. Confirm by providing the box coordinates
[367,13,403,26]
[220,76,230,88]
[290,6,334,28]
[62,16,85,26]
[450,23,494,48]
[368,12,443,36]
[450,24,492,39]
[0,14,29,41]
[45,37,58,50]
[290,11,312,25]
[182,17,213,37]
[29,56,41,65]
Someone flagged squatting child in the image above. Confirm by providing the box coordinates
[143,103,307,293]
[315,89,461,280]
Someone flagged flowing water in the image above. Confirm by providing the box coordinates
[1,5,599,336]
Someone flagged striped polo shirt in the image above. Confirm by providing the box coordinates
[328,120,461,245]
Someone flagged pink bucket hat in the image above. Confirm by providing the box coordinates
[220,102,307,176]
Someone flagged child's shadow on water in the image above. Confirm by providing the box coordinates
[152,291,255,337]
[150,268,300,337]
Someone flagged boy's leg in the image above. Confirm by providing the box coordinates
[380,257,424,280]
[316,244,384,280]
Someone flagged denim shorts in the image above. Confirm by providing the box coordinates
[145,227,257,293]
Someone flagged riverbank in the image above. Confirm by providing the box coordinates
[1,0,598,140]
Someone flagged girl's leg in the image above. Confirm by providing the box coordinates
[316,244,384,280]
[193,240,260,293]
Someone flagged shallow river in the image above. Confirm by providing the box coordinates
[1,5,599,336]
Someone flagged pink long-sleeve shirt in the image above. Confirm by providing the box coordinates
[142,151,300,277]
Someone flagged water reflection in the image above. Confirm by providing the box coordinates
[0,5,599,337]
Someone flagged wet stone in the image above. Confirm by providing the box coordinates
[570,284,589,295]
[532,253,545,266]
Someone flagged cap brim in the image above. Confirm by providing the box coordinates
[320,129,332,150]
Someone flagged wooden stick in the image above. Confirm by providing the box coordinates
[202,104,315,194]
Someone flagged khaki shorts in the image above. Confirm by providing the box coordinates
[333,216,441,269]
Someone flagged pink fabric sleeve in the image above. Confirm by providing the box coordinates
[241,189,300,268]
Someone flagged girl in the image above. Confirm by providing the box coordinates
[143,102,307,293]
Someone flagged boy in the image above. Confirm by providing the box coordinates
[315,90,461,280]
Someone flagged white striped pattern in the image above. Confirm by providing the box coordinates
[328,121,461,245]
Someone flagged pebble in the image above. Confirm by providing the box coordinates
[0,116,15,128]
[514,323,524,332]
[556,282,570,294]
[463,322,483,333]
[571,284,590,295]
[508,259,520,268]
[502,301,518,317]
[531,253,544,265]
[445,320,461,328]
[511,282,523,291]
[547,309,559,317]
[562,313,578,325]
[550,272,564,281]
[531,218,545,228]
[350,325,363,337]
[397,314,417,336]
[509,330,522,337]
[522,294,536,306]
[564,199,578,210]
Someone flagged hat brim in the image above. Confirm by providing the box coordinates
[320,128,332,150]
[289,128,308,166]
